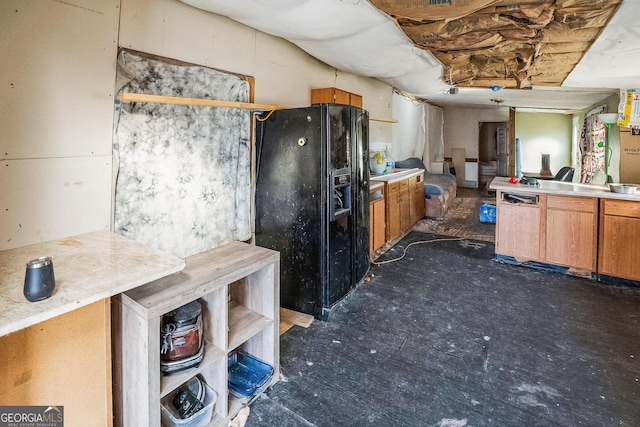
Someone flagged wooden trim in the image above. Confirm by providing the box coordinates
[370,116,399,123]
[118,92,280,111]
[508,107,516,177]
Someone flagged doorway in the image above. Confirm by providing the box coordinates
[479,122,508,189]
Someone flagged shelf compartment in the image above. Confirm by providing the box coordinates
[160,342,226,398]
[228,302,273,352]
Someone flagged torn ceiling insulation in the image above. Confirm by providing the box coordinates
[371,0,621,89]
[180,0,639,110]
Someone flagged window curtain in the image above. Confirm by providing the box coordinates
[112,51,251,258]
[579,105,607,183]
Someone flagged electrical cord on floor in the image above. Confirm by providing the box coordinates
[370,237,465,265]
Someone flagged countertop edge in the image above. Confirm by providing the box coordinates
[0,231,186,336]
[489,177,640,201]
[371,168,424,184]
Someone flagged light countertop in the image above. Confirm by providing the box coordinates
[370,182,384,192]
[370,168,424,184]
[489,176,640,201]
[0,230,185,335]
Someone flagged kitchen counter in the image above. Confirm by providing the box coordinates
[0,230,185,336]
[370,181,384,192]
[490,176,640,201]
[371,168,424,184]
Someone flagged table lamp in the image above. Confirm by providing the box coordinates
[597,113,618,182]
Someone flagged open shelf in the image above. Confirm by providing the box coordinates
[159,342,226,398]
[113,241,280,427]
[228,302,273,352]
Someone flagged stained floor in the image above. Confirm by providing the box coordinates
[245,232,640,427]
[413,187,496,242]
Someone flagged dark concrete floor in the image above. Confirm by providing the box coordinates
[245,231,640,427]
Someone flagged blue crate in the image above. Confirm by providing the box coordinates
[479,203,496,223]
[228,352,273,402]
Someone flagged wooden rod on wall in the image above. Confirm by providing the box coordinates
[118,92,281,111]
[369,116,399,123]
[119,93,399,122]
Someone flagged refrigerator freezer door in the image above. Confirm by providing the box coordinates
[255,107,326,316]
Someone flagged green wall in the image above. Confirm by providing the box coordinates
[515,112,573,176]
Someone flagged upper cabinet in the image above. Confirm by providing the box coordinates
[311,87,363,108]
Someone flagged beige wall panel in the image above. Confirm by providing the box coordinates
[1,157,111,251]
[0,0,119,159]
[252,31,332,108]
[119,0,256,76]
[443,107,509,159]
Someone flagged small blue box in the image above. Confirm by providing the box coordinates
[228,352,274,403]
[479,203,496,223]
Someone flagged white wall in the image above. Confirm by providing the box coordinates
[1,0,120,250]
[1,0,396,250]
[443,107,509,159]
[442,106,509,186]
[390,93,424,161]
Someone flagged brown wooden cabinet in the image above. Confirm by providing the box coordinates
[598,199,640,281]
[373,170,424,243]
[409,174,426,225]
[545,195,597,270]
[386,181,402,241]
[311,87,363,108]
[496,191,598,272]
[386,180,411,241]
[496,192,544,260]
[369,186,386,255]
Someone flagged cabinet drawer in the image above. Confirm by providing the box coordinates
[602,199,640,218]
[398,179,409,191]
[547,195,596,213]
[387,182,400,195]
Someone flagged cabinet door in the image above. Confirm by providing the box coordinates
[399,186,410,234]
[599,201,640,280]
[370,198,386,254]
[496,202,542,260]
[369,202,375,254]
[546,209,596,270]
[409,175,425,225]
[544,196,597,270]
[386,182,401,241]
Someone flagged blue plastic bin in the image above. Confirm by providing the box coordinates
[228,352,274,403]
[479,203,496,223]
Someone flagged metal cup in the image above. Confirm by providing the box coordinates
[24,256,56,302]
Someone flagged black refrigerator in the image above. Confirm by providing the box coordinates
[255,104,369,319]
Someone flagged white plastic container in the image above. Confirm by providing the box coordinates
[161,379,216,427]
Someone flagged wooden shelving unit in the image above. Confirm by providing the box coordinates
[113,241,280,427]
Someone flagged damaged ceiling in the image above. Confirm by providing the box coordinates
[371,0,621,90]
[180,0,639,111]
